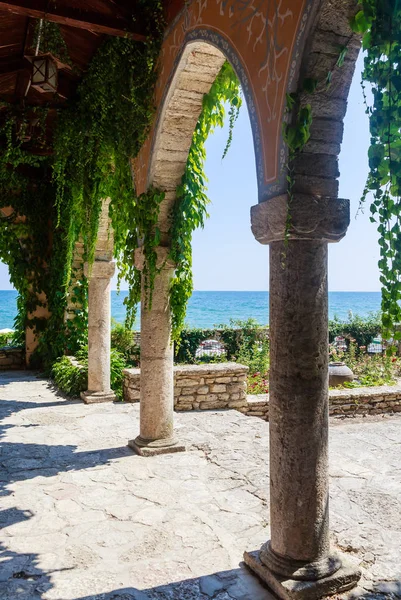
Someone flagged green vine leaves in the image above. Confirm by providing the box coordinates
[350,0,401,344]
[0,2,165,366]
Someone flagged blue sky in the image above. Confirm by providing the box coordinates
[0,54,379,292]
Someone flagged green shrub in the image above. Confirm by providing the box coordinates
[174,319,269,364]
[237,338,270,376]
[328,312,382,347]
[0,332,11,347]
[51,345,128,399]
[110,348,127,400]
[51,356,87,396]
[111,321,140,365]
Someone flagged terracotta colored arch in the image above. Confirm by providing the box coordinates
[133,0,317,203]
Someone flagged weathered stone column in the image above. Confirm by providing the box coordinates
[81,260,116,404]
[128,247,185,456]
[244,195,361,599]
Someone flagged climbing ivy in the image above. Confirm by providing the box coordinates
[33,19,73,67]
[0,2,165,366]
[282,43,353,250]
[114,186,165,329]
[350,1,401,344]
[169,61,242,340]
[0,19,241,358]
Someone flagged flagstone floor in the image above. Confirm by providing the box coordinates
[0,371,400,600]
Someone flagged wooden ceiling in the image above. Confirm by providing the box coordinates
[0,0,186,109]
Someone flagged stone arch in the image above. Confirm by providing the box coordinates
[147,38,262,241]
[134,0,322,203]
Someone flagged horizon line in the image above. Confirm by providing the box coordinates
[0,289,383,293]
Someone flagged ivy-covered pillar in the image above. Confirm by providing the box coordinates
[244,194,361,599]
[128,246,185,457]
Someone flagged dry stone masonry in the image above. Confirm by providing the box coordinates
[246,383,401,421]
[124,363,401,421]
[0,347,24,369]
[124,362,248,412]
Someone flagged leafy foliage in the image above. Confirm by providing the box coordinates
[115,187,165,329]
[51,345,128,399]
[350,1,401,343]
[51,355,87,396]
[111,320,140,365]
[328,311,382,347]
[329,339,399,388]
[33,20,73,67]
[0,4,164,367]
[174,319,268,364]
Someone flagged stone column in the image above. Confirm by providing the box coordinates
[128,247,185,456]
[244,195,361,599]
[81,260,116,404]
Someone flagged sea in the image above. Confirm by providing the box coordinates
[0,290,382,330]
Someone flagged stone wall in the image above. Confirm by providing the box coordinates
[123,363,248,411]
[245,383,401,421]
[125,364,401,419]
[0,347,24,370]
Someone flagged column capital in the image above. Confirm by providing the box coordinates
[84,260,115,279]
[134,246,175,271]
[251,194,350,245]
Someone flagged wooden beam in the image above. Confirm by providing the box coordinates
[0,56,25,76]
[0,0,146,41]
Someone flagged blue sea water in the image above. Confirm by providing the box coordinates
[0,289,382,330]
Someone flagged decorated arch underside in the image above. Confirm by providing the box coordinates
[134,0,361,204]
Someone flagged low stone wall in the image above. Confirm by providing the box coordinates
[329,383,401,416]
[0,346,24,370]
[124,363,401,419]
[246,382,401,420]
[123,363,248,411]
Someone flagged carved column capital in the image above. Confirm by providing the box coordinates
[84,260,116,280]
[251,194,350,245]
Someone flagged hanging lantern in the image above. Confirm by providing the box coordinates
[31,54,58,93]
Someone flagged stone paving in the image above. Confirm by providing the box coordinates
[0,372,400,600]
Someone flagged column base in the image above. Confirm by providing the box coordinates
[244,549,361,600]
[128,435,186,457]
[80,390,117,404]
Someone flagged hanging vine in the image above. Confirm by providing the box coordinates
[112,61,242,337]
[169,61,242,340]
[350,1,401,343]
[0,1,165,366]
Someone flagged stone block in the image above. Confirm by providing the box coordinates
[211,384,226,393]
[200,394,218,403]
[182,387,195,396]
[199,401,227,410]
[228,383,246,393]
[215,376,232,384]
[175,403,193,411]
[228,400,247,409]
[177,395,194,403]
[197,386,209,395]
[178,378,200,387]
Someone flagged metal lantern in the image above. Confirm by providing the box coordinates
[31,54,58,93]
